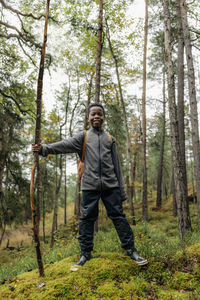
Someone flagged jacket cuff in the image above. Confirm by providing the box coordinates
[39,145,48,157]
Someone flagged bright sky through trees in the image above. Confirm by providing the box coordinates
[43,0,146,113]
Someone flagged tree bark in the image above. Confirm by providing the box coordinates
[42,161,47,243]
[179,0,200,231]
[64,155,67,225]
[105,19,134,217]
[171,170,177,217]
[84,71,95,130]
[130,130,139,225]
[30,0,50,277]
[176,0,191,229]
[95,0,103,103]
[156,71,166,209]
[162,0,190,238]
[142,0,149,221]
[50,154,63,248]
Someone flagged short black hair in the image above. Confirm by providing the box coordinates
[88,103,105,116]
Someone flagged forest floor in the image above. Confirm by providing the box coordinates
[0,196,200,299]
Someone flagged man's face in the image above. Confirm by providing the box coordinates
[88,106,104,129]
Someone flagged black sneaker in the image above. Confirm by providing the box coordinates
[75,253,91,266]
[126,249,148,266]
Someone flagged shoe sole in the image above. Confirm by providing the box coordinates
[137,260,148,266]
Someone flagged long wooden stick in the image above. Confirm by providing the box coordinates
[30,0,50,277]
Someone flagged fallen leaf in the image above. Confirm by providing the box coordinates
[70,266,79,272]
[36,282,45,288]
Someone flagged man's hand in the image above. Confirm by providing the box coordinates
[32,144,42,153]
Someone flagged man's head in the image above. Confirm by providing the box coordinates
[88,103,105,129]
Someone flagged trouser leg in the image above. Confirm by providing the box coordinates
[102,188,135,251]
[78,190,100,254]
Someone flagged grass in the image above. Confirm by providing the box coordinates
[0,197,200,299]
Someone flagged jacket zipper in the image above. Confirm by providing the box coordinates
[98,132,102,190]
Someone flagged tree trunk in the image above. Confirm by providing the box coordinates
[74,165,81,217]
[84,71,95,130]
[106,19,134,218]
[95,0,103,103]
[50,152,63,248]
[162,0,191,238]
[171,170,177,217]
[0,124,6,245]
[62,82,70,225]
[30,0,50,277]
[176,0,191,229]
[36,166,41,234]
[64,155,67,225]
[130,131,139,225]
[179,0,200,231]
[42,161,47,243]
[142,0,149,221]
[156,71,166,209]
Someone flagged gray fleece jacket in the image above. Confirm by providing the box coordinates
[40,127,127,201]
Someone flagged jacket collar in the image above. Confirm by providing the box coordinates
[90,127,104,134]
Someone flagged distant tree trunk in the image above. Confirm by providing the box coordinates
[50,153,63,248]
[70,72,82,218]
[176,0,191,228]
[0,224,6,247]
[95,0,103,103]
[50,156,58,248]
[50,108,67,247]
[74,159,81,218]
[163,0,191,238]
[156,71,166,209]
[190,153,196,203]
[179,0,200,231]
[36,166,41,233]
[130,132,138,225]
[62,81,70,225]
[42,161,47,243]
[142,0,149,222]
[171,171,177,217]
[64,155,67,225]
[106,19,134,219]
[84,71,95,130]
[30,0,50,277]
[0,123,7,246]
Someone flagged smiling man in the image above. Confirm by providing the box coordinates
[32,103,148,267]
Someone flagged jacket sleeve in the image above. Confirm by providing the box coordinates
[111,138,127,202]
[40,131,85,157]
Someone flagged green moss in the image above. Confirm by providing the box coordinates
[168,271,199,291]
[157,289,197,300]
[1,247,200,300]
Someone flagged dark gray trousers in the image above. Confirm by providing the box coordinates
[78,188,135,254]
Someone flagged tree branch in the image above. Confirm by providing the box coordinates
[0,20,41,48]
[0,89,31,115]
[0,0,57,21]
[17,39,38,67]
